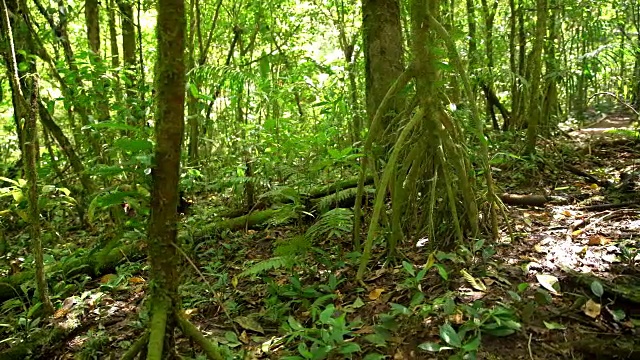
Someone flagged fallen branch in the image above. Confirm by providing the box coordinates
[564,164,612,188]
[498,193,568,207]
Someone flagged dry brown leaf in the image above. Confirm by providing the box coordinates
[368,288,384,300]
[448,311,464,325]
[583,299,601,318]
[100,274,118,284]
[588,235,610,246]
[562,210,573,217]
[128,276,146,284]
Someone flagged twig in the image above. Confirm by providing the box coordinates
[528,333,534,360]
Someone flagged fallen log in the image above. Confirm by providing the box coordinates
[308,176,374,199]
[498,193,568,207]
[0,240,146,303]
[0,209,284,303]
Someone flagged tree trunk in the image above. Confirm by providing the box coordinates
[118,0,138,116]
[0,0,54,315]
[524,0,548,154]
[85,0,100,54]
[362,0,405,141]
[23,77,55,316]
[146,0,186,353]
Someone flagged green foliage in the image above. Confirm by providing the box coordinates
[238,256,296,278]
[280,303,362,360]
[305,208,353,243]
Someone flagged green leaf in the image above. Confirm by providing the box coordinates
[224,331,238,343]
[362,353,386,360]
[462,335,481,351]
[339,342,361,354]
[609,309,626,322]
[364,333,387,346]
[434,264,449,280]
[287,316,304,331]
[390,303,410,315]
[590,280,604,298]
[507,291,521,301]
[440,323,462,348]
[84,121,139,132]
[534,289,553,305]
[319,304,335,324]
[113,138,153,153]
[352,297,365,308]
[402,261,415,276]
[188,82,199,97]
[234,316,264,334]
[517,283,529,293]
[543,321,566,330]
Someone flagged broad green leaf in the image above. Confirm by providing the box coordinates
[363,353,386,360]
[440,323,462,348]
[339,342,361,354]
[462,335,481,351]
[590,280,604,297]
[402,261,415,276]
[287,316,304,331]
[319,304,335,324]
[434,264,449,280]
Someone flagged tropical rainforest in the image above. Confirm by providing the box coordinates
[0,0,639,358]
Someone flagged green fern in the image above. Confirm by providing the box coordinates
[274,235,312,256]
[305,208,353,243]
[238,256,295,278]
[268,204,300,226]
[258,186,302,205]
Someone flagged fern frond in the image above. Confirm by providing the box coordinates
[315,186,374,213]
[305,208,353,243]
[258,186,302,205]
[274,235,312,256]
[268,204,299,226]
[239,256,295,278]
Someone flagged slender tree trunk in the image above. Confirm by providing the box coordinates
[118,0,138,125]
[146,0,185,353]
[85,0,100,54]
[187,0,200,162]
[23,77,55,316]
[524,0,547,154]
[108,0,120,67]
[508,0,517,130]
[0,0,54,315]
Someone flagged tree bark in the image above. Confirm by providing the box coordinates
[362,0,405,141]
[146,0,186,353]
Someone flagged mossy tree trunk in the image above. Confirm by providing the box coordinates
[524,0,547,154]
[146,0,186,353]
[140,1,224,358]
[1,0,54,316]
[354,0,405,250]
[362,0,405,141]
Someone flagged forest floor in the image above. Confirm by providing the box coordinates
[2,109,640,360]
